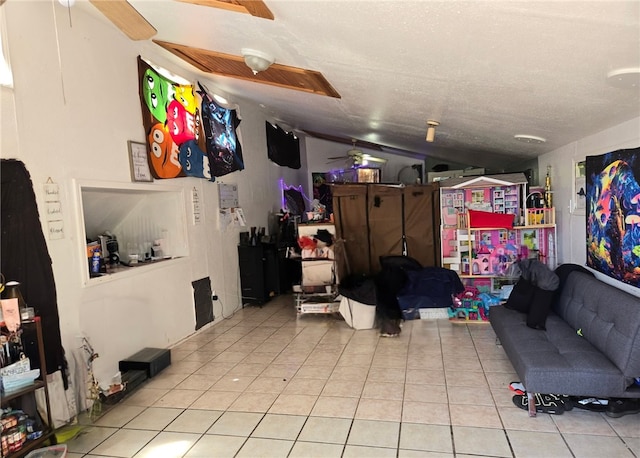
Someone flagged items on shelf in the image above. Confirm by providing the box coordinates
[294,224,340,315]
[1,358,39,393]
[1,318,55,457]
[297,229,335,260]
[0,408,45,456]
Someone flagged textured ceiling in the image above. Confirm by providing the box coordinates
[80,0,640,170]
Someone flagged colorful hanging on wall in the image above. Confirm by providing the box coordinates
[136,57,244,179]
[586,146,640,288]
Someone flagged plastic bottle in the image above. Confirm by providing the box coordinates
[91,249,101,274]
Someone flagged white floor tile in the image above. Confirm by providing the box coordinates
[298,416,352,444]
[347,419,400,448]
[452,426,511,457]
[507,430,573,458]
[165,409,223,433]
[562,433,635,457]
[184,434,246,458]
[343,444,397,457]
[89,428,158,457]
[235,437,294,458]
[122,406,183,430]
[70,295,636,458]
[251,413,307,440]
[66,426,118,454]
[206,411,264,436]
[288,441,344,458]
[399,423,453,453]
[133,431,200,458]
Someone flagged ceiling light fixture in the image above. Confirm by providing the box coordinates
[241,48,274,75]
[426,120,439,143]
[606,67,640,90]
[514,134,546,144]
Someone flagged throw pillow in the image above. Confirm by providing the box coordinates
[526,287,556,330]
[504,278,535,313]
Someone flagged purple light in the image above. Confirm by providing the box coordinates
[279,179,313,211]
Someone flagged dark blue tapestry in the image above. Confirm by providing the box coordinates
[197,83,244,177]
[586,147,640,287]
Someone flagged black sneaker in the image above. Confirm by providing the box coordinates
[606,398,640,418]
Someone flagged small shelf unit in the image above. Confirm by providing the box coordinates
[294,223,340,315]
[1,318,56,458]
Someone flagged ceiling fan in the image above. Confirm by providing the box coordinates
[327,140,387,166]
[87,0,339,98]
[89,0,274,41]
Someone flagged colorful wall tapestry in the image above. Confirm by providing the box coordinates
[197,82,244,177]
[586,147,640,287]
[137,57,244,179]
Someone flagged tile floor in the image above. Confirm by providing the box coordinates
[64,295,640,457]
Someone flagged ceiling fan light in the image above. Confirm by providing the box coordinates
[426,120,439,143]
[241,48,274,75]
[514,134,546,144]
[606,67,640,89]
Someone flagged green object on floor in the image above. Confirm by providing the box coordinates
[54,424,86,444]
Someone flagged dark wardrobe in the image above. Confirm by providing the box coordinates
[331,183,440,279]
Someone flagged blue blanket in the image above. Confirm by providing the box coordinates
[398,267,464,309]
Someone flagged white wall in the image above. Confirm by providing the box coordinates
[1,1,305,385]
[539,116,640,297]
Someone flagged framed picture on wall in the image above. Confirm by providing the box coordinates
[128,141,153,182]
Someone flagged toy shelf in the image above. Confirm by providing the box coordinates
[438,174,557,319]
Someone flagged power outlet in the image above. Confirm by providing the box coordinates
[212,290,218,301]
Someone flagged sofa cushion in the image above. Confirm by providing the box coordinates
[553,272,640,379]
[491,305,629,397]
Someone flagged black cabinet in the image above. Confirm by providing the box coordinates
[238,244,280,305]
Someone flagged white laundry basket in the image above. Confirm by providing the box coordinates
[339,297,376,330]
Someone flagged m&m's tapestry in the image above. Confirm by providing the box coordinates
[586,147,640,288]
[137,57,244,179]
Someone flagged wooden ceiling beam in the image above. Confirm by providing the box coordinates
[176,0,274,20]
[154,40,340,98]
[89,0,157,41]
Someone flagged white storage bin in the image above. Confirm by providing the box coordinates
[419,308,450,320]
[339,297,376,330]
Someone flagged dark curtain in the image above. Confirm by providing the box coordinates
[266,122,301,169]
[1,159,65,380]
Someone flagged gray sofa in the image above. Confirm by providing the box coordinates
[490,264,640,416]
